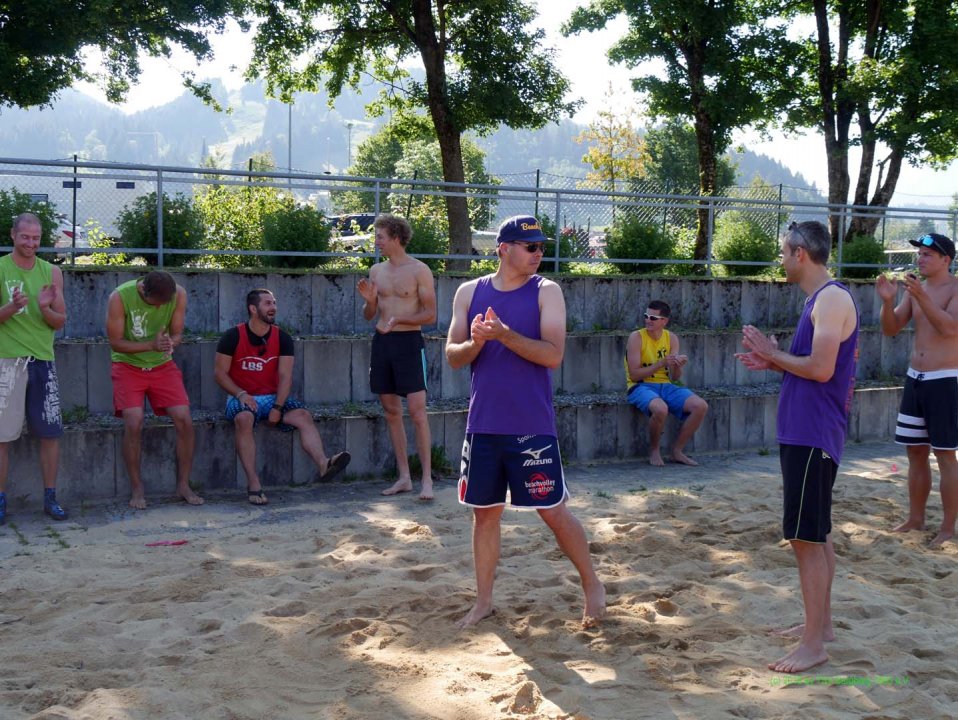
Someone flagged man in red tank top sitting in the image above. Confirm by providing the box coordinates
[214,289,350,504]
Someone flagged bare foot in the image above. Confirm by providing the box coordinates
[382,478,413,496]
[671,450,698,466]
[893,518,925,532]
[649,449,665,467]
[582,582,607,628]
[768,643,828,673]
[456,603,495,629]
[929,530,954,549]
[247,487,268,505]
[419,477,434,501]
[770,623,835,642]
[129,490,147,510]
[177,485,205,506]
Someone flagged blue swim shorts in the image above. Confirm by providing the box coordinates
[627,382,693,420]
[225,394,306,432]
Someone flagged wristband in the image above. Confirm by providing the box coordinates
[236,391,248,400]
[271,403,283,412]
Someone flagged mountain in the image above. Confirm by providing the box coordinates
[0,80,823,204]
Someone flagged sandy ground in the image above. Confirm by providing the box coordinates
[1,441,956,720]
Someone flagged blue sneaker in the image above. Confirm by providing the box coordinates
[0,492,6,524]
[43,488,68,521]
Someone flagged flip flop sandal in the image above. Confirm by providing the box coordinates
[247,489,268,505]
[320,451,351,482]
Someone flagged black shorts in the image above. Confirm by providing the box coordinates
[458,433,568,509]
[895,368,958,450]
[780,444,837,544]
[369,330,427,397]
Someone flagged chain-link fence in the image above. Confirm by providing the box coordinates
[1,156,955,274]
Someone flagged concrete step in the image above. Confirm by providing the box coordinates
[58,270,893,339]
[54,327,911,414]
[4,385,902,510]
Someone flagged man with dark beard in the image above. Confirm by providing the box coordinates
[214,289,350,504]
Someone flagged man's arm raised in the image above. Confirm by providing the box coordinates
[446,280,483,369]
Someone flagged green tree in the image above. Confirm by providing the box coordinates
[575,87,646,191]
[565,0,797,269]
[116,192,205,267]
[247,0,578,267]
[784,1,958,244]
[0,189,58,247]
[643,119,736,194]
[0,0,243,109]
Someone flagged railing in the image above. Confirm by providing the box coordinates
[1,156,954,275]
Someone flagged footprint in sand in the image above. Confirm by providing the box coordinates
[654,598,679,616]
[263,601,310,618]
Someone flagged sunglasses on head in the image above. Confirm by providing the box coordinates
[509,241,545,253]
[644,312,665,321]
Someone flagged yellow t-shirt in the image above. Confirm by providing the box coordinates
[624,328,671,391]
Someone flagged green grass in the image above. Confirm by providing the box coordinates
[44,526,70,550]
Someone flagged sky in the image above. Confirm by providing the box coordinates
[74,0,958,205]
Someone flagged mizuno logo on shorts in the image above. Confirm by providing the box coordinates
[521,445,553,466]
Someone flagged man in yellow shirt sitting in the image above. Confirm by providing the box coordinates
[625,300,709,466]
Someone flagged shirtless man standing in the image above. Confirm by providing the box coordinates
[356,214,437,500]
[877,233,958,548]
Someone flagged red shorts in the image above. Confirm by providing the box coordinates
[111,361,190,416]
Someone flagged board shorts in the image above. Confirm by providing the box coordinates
[111,360,190,416]
[894,368,958,450]
[780,444,837,544]
[369,330,427,397]
[458,433,568,509]
[0,357,63,442]
[225,394,306,432]
[627,381,693,420]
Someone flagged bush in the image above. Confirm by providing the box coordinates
[836,234,886,279]
[117,192,204,267]
[712,211,778,276]
[262,203,331,269]
[605,214,674,274]
[665,225,698,276]
[406,211,450,272]
[0,189,59,249]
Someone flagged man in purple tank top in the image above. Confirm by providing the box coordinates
[736,221,859,674]
[446,215,605,629]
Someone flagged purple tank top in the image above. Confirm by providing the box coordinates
[466,275,557,436]
[778,280,859,463]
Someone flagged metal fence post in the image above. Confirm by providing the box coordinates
[837,207,846,276]
[156,169,164,268]
[705,198,715,277]
[71,154,78,267]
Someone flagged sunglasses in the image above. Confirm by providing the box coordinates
[509,241,545,253]
[644,313,666,321]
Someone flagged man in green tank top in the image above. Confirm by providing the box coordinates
[0,213,69,523]
[106,270,203,509]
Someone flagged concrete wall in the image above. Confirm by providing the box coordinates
[59,269,896,339]
[53,327,911,413]
[4,387,903,509]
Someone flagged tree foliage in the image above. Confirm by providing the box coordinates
[575,89,647,190]
[247,0,578,264]
[0,0,243,109]
[564,0,798,266]
[783,0,958,243]
[643,119,736,194]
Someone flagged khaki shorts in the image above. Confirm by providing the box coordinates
[0,357,30,442]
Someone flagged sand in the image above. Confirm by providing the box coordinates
[1,441,956,720]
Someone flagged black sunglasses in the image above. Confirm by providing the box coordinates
[509,241,545,253]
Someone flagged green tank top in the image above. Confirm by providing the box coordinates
[110,279,177,369]
[0,254,55,360]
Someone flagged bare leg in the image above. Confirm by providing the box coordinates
[406,390,433,499]
[282,409,331,480]
[234,412,267,504]
[538,502,606,627]
[768,539,830,673]
[931,450,958,547]
[0,442,8,493]
[458,506,504,628]
[647,399,668,467]
[121,407,147,509]
[672,395,708,466]
[38,438,59,489]
[380,393,413,495]
[894,444,931,532]
[772,534,836,641]
[168,406,202,505]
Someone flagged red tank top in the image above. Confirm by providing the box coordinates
[228,323,280,396]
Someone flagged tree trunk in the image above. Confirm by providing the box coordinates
[692,116,717,270]
[848,149,903,241]
[411,0,472,271]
